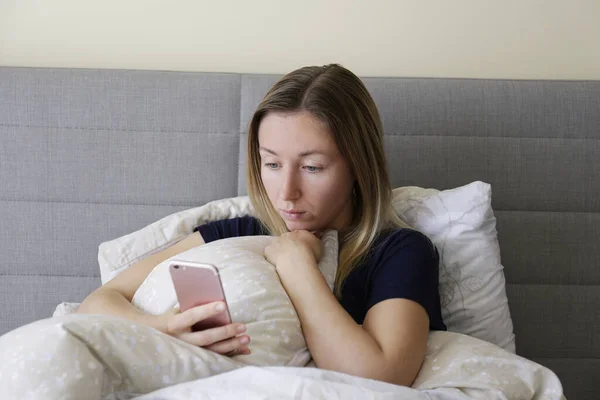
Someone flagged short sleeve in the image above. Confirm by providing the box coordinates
[193,216,267,243]
[367,229,446,331]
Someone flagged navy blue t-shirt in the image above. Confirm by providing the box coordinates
[194,216,446,331]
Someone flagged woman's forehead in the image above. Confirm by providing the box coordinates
[258,111,338,154]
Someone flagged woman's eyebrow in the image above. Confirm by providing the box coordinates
[259,147,277,155]
[259,147,327,157]
[299,150,327,157]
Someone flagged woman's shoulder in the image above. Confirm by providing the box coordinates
[193,215,260,231]
[360,227,440,286]
[366,227,439,270]
[374,227,436,254]
[194,215,267,243]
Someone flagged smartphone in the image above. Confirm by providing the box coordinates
[169,260,232,331]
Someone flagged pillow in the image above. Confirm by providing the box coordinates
[53,301,81,316]
[130,232,339,367]
[98,196,255,284]
[93,180,514,352]
[392,181,515,353]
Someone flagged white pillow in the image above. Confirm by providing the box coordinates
[392,181,515,353]
[130,232,339,367]
[98,196,255,284]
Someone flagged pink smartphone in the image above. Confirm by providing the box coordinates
[169,260,232,331]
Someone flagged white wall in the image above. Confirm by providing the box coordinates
[1,0,599,79]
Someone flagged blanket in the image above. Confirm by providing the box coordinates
[0,313,565,400]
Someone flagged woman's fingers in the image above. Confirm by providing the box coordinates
[166,302,226,333]
[177,322,247,347]
[162,302,250,356]
[204,335,252,355]
[163,302,252,354]
[224,346,251,357]
[310,229,324,239]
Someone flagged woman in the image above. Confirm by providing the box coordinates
[78,63,446,387]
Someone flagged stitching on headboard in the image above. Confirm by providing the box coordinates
[384,134,599,140]
[3,125,594,141]
[2,198,598,215]
[3,123,597,141]
[236,135,242,196]
[1,273,99,278]
[0,198,197,207]
[238,74,243,136]
[1,199,598,214]
[0,123,240,135]
[237,74,243,196]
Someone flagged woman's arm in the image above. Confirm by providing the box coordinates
[265,229,436,386]
[278,257,429,387]
[77,232,206,331]
[79,220,258,355]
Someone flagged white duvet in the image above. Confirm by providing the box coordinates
[1,293,565,400]
[1,313,564,399]
[109,329,566,400]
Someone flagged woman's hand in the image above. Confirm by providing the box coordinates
[159,302,251,356]
[264,230,324,271]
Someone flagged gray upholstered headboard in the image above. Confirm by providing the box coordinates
[0,67,598,399]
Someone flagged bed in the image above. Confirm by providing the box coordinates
[0,66,598,399]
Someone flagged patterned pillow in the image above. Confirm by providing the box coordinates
[131,232,339,367]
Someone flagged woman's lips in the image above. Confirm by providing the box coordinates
[280,210,306,220]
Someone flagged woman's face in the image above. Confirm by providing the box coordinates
[258,111,355,232]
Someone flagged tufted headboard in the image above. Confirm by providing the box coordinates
[0,67,598,399]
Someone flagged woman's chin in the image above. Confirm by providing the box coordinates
[284,221,317,232]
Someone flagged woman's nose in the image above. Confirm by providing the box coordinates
[280,171,301,201]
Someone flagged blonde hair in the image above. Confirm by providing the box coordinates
[246,64,410,298]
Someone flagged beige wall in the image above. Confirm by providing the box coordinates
[1,0,599,79]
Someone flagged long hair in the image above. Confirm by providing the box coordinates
[246,64,410,298]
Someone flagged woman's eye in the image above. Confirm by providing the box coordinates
[304,165,322,173]
[264,163,279,169]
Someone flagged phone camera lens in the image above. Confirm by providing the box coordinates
[173,265,179,269]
